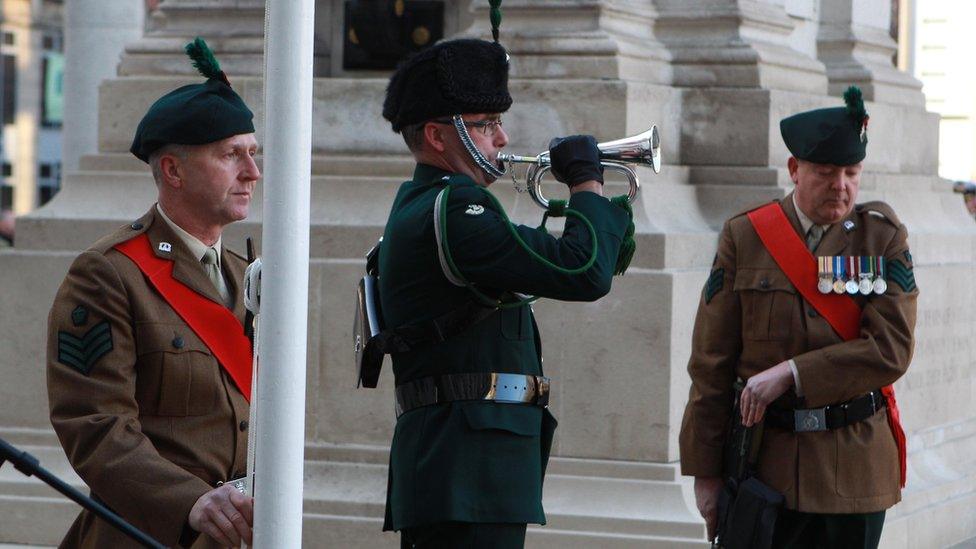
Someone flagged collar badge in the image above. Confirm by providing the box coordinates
[158,242,172,253]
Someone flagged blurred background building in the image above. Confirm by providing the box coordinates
[0,0,63,218]
[902,0,976,183]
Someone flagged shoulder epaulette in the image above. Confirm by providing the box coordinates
[729,198,779,221]
[433,173,478,188]
[856,201,902,227]
[90,218,152,254]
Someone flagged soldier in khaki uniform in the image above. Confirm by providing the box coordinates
[47,40,258,548]
[680,88,918,548]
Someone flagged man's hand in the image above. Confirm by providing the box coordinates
[740,361,795,427]
[188,483,253,548]
[694,476,724,541]
[548,135,604,187]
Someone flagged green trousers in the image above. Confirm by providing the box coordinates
[400,522,527,549]
[773,509,886,549]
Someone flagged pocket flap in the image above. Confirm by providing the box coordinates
[733,268,796,294]
[460,402,542,437]
[134,321,211,355]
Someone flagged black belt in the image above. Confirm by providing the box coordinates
[394,372,551,418]
[764,390,885,432]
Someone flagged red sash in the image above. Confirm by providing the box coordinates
[747,202,907,487]
[116,233,253,401]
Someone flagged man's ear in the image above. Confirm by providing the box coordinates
[159,155,183,189]
[787,156,799,184]
[423,122,447,153]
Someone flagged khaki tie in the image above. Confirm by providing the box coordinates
[202,248,231,306]
[806,225,824,252]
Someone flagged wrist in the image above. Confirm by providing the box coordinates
[569,180,603,196]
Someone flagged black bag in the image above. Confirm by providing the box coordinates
[713,380,783,549]
[717,476,783,549]
[354,240,385,388]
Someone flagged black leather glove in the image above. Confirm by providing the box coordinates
[548,135,604,186]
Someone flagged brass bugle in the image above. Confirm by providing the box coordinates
[499,125,661,209]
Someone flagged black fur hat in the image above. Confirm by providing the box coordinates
[383,38,512,132]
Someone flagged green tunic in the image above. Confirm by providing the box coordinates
[380,163,631,531]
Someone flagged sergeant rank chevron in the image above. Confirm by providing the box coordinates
[57,321,113,376]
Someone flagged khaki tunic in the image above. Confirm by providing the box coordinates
[47,207,251,548]
[679,194,918,514]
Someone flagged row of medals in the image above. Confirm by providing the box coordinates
[817,256,887,295]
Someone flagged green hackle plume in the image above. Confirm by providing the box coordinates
[489,0,503,42]
[185,37,230,86]
[610,195,636,275]
[843,85,867,128]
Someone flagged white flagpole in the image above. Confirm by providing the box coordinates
[253,0,315,546]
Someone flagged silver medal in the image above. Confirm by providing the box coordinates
[873,278,887,294]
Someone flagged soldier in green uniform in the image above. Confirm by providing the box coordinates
[378,37,635,548]
[680,88,917,548]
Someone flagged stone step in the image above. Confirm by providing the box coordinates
[0,440,703,545]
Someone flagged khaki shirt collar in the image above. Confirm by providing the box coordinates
[155,203,222,267]
[791,192,831,235]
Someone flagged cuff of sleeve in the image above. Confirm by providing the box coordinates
[789,359,803,397]
[679,444,724,478]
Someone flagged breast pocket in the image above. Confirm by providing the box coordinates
[734,268,797,341]
[134,322,222,417]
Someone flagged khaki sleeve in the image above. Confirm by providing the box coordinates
[793,224,918,408]
[679,221,741,477]
[47,251,211,547]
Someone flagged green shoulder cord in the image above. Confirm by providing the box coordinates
[538,195,636,275]
[436,185,601,309]
[609,195,636,275]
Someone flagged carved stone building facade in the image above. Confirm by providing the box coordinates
[0,1,973,547]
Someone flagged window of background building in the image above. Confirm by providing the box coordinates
[2,54,15,125]
[0,184,12,210]
[41,32,63,127]
[37,162,61,206]
[2,32,13,47]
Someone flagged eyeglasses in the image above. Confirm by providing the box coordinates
[432,117,504,137]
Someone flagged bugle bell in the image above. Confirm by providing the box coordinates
[499,125,661,209]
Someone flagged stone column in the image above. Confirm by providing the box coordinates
[61,0,144,173]
[463,0,670,82]
[817,0,925,106]
[654,0,827,92]
[117,0,266,77]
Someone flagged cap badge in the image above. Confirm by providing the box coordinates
[465,205,485,216]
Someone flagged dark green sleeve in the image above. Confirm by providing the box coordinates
[444,184,631,301]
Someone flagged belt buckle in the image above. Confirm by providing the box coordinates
[535,376,551,408]
[488,373,533,403]
[794,408,827,432]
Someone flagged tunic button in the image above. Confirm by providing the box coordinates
[239,420,248,432]
[130,222,144,230]
[759,279,770,289]
[808,308,818,318]
[172,336,185,349]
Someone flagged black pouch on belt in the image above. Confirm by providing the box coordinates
[719,476,783,549]
[713,379,783,549]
